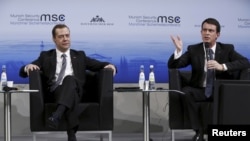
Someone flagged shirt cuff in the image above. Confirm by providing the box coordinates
[222,64,228,71]
[174,49,182,59]
[24,65,28,73]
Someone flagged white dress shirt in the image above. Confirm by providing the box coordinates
[55,49,74,85]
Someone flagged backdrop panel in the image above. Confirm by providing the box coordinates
[0,0,250,83]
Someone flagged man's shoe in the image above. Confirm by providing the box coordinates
[192,132,198,141]
[196,134,205,141]
[192,132,205,141]
[68,133,77,141]
[46,116,59,129]
[67,126,78,141]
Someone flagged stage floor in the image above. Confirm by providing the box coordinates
[0,130,195,141]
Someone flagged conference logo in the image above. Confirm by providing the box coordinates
[128,15,181,27]
[80,15,114,26]
[157,16,181,23]
[40,14,65,22]
[90,15,105,22]
[9,13,66,25]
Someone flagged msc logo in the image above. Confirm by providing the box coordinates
[157,16,180,23]
[40,14,65,21]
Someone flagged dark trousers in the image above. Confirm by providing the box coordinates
[182,86,212,131]
[53,75,82,129]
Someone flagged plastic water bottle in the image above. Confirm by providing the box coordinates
[149,65,155,90]
[138,65,145,89]
[0,65,7,90]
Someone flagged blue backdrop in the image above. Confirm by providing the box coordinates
[0,0,250,84]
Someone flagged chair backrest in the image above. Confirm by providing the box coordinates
[168,69,191,90]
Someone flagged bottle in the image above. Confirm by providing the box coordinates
[149,65,155,90]
[138,65,145,90]
[1,65,7,90]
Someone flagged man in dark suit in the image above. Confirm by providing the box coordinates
[168,18,250,141]
[19,24,116,141]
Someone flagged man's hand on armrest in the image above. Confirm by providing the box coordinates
[25,64,40,76]
[104,64,117,76]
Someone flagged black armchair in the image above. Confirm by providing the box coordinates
[28,68,114,141]
[168,68,250,141]
[168,69,212,141]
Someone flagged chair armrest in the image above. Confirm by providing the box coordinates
[84,68,114,129]
[97,68,114,129]
[168,69,185,128]
[168,69,193,128]
[29,70,45,130]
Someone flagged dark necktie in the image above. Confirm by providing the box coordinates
[205,49,215,98]
[50,54,67,92]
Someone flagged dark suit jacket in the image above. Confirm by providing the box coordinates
[168,42,250,88]
[19,49,110,92]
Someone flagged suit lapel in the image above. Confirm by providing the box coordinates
[70,51,79,77]
[49,51,57,80]
[197,44,205,68]
[215,43,222,61]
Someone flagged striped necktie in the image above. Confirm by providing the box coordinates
[50,54,67,92]
[205,49,215,98]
